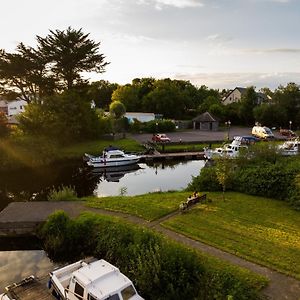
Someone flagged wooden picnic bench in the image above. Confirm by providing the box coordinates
[179,193,207,211]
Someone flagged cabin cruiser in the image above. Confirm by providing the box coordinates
[0,258,144,300]
[277,139,300,156]
[204,140,247,160]
[85,147,140,168]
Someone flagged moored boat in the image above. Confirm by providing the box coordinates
[204,140,247,160]
[0,258,144,300]
[277,138,300,156]
[85,148,140,168]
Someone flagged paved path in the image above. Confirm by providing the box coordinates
[0,201,299,300]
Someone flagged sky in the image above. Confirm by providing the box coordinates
[1,0,300,90]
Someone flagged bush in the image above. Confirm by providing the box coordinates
[47,186,78,201]
[39,212,266,300]
[144,119,176,133]
[187,166,222,192]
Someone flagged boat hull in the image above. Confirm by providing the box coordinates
[87,158,140,168]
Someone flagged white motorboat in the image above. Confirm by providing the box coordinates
[85,148,140,168]
[277,139,300,156]
[204,140,247,160]
[1,258,144,300]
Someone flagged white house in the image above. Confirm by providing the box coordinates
[222,87,267,105]
[0,99,27,116]
[125,112,155,123]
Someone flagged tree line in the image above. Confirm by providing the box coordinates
[1,27,300,143]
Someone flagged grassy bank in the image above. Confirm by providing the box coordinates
[163,192,300,280]
[85,191,190,221]
[86,191,300,279]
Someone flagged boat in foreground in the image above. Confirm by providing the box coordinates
[1,258,144,300]
[85,148,140,168]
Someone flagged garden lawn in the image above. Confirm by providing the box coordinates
[163,192,300,279]
[59,138,144,159]
[85,191,190,221]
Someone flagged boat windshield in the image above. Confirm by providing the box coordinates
[121,285,136,300]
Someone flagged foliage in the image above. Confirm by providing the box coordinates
[47,186,78,201]
[287,174,300,210]
[143,119,176,133]
[233,163,295,200]
[87,80,118,110]
[253,103,287,127]
[0,111,9,136]
[18,90,102,143]
[239,86,257,125]
[187,166,221,192]
[39,211,266,300]
[109,100,126,119]
[215,156,235,200]
[0,27,109,100]
[164,191,300,280]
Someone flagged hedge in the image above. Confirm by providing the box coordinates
[38,211,267,300]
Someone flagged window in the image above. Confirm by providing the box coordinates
[104,294,120,300]
[121,285,136,300]
[88,294,97,300]
[74,282,84,299]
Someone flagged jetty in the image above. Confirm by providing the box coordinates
[139,151,204,162]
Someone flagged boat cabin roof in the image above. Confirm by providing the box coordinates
[73,260,131,297]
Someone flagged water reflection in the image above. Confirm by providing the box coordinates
[0,160,204,211]
[0,250,56,291]
[93,160,204,197]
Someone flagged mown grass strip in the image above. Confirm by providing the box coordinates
[84,191,190,221]
[162,192,300,279]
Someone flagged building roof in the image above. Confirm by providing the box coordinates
[192,111,218,122]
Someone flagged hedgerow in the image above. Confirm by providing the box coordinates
[38,211,267,300]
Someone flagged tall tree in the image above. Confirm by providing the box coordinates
[37,27,109,90]
[239,86,257,125]
[0,27,109,101]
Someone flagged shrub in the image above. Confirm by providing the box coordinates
[187,166,221,192]
[47,186,78,201]
[39,212,266,300]
[144,119,176,133]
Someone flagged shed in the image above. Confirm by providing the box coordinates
[192,112,219,131]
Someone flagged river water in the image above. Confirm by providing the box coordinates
[0,159,204,290]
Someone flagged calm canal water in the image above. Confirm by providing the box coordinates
[0,159,204,290]
[0,159,204,211]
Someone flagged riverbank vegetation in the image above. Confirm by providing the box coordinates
[85,191,300,279]
[38,211,267,300]
[188,146,300,210]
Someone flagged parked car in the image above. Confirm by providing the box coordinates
[233,136,260,145]
[152,133,171,142]
[279,128,296,137]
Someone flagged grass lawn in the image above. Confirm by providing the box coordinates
[84,191,190,221]
[59,138,144,159]
[163,192,300,279]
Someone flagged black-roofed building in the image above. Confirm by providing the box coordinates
[192,112,219,131]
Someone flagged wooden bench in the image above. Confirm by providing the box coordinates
[179,194,207,211]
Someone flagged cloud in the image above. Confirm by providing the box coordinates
[138,0,204,9]
[244,48,300,54]
[173,72,300,89]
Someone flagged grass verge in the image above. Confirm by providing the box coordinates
[163,192,300,279]
[84,191,190,221]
